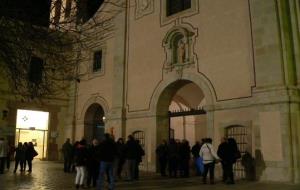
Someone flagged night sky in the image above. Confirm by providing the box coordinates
[0,0,51,26]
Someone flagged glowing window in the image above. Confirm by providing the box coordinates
[16,109,49,130]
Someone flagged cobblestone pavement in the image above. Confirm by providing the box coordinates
[0,161,300,190]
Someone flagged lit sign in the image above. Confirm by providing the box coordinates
[16,109,49,130]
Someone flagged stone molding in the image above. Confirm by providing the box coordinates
[135,0,154,19]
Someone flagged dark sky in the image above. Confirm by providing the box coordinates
[0,0,51,26]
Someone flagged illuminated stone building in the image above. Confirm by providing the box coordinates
[2,0,300,183]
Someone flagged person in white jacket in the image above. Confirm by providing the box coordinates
[199,138,220,184]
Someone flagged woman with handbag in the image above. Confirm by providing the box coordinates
[26,142,38,173]
[199,138,220,184]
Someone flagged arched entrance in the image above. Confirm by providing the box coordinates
[84,103,105,142]
[156,80,208,146]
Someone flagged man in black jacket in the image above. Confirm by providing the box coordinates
[62,138,73,173]
[97,133,117,190]
[156,140,168,176]
[217,137,228,182]
[125,135,138,181]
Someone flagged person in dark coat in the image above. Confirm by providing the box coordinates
[178,140,190,177]
[71,141,79,172]
[218,137,240,184]
[156,140,168,176]
[191,141,201,176]
[13,142,25,173]
[62,138,73,173]
[167,138,179,178]
[226,138,240,184]
[115,138,126,179]
[74,139,88,189]
[86,139,99,188]
[26,142,37,173]
[97,133,117,190]
[217,137,228,182]
[21,142,28,171]
[7,142,15,170]
[134,140,145,180]
[125,135,139,181]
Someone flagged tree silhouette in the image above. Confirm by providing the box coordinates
[0,0,124,100]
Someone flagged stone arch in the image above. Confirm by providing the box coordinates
[79,95,109,121]
[152,73,216,145]
[150,72,216,115]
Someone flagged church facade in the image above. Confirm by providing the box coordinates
[53,0,300,183]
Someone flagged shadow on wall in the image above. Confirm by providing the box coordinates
[255,149,266,180]
[241,149,266,181]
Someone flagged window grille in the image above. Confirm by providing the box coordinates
[226,126,250,179]
[132,131,146,169]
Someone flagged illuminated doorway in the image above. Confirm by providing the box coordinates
[15,109,49,159]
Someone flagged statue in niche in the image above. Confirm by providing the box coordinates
[177,40,186,64]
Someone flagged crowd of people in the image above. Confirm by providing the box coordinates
[63,134,247,189]
[62,133,145,190]
[0,138,38,174]
[156,137,242,185]
[1,134,252,189]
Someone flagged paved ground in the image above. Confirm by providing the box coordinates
[0,161,300,190]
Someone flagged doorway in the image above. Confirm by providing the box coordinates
[15,109,49,159]
[84,103,105,142]
[156,80,207,146]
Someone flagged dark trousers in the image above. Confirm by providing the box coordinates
[22,159,26,171]
[6,156,10,169]
[64,157,72,172]
[87,165,99,187]
[221,162,226,181]
[159,157,167,176]
[97,162,114,190]
[179,159,189,177]
[117,158,125,177]
[27,159,32,172]
[203,162,215,184]
[14,159,25,171]
[0,157,6,173]
[223,162,234,183]
[134,161,141,180]
[126,159,136,181]
[168,158,177,177]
